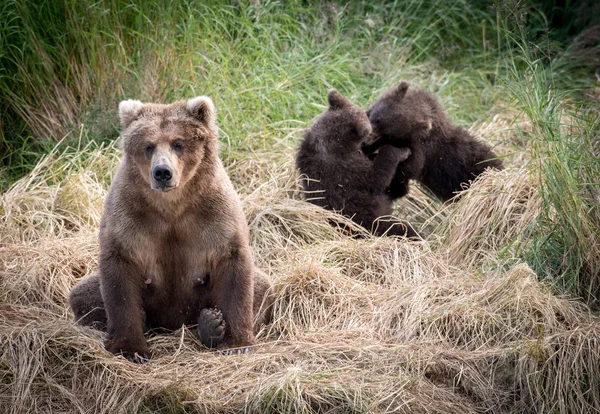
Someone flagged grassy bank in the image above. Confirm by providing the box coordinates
[1,0,599,412]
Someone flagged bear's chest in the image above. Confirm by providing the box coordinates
[131,214,223,292]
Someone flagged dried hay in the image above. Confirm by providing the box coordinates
[1,132,599,413]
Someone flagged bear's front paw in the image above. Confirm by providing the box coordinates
[198,308,226,349]
[381,145,412,162]
[123,352,150,364]
[395,147,412,162]
[105,337,150,363]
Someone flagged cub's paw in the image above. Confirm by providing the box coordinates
[380,145,411,162]
[395,147,412,162]
[198,308,226,349]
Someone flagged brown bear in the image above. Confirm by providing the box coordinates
[363,82,504,202]
[296,89,419,239]
[69,96,273,362]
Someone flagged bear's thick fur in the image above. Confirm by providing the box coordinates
[69,97,272,361]
[296,89,419,239]
[364,82,504,202]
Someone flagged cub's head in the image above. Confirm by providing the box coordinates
[366,81,433,143]
[118,96,218,192]
[309,89,372,151]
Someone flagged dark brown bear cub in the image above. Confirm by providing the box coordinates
[364,82,504,202]
[296,89,419,239]
[69,96,273,362]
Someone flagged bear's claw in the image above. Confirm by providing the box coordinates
[122,351,150,364]
[219,346,251,356]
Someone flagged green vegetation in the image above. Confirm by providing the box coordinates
[1,0,512,182]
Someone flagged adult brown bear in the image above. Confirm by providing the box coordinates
[69,96,272,362]
[364,82,504,202]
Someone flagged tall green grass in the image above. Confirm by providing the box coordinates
[507,56,600,303]
[0,0,505,187]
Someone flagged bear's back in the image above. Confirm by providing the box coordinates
[420,126,503,200]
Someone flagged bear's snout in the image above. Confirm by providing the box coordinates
[153,165,173,182]
[152,164,175,191]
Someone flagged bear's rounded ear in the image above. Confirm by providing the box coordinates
[327,89,350,110]
[119,99,143,129]
[395,81,409,100]
[186,96,216,125]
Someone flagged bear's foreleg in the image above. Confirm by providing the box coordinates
[210,244,256,350]
[386,172,410,200]
[394,146,425,181]
[100,250,150,362]
[370,145,410,192]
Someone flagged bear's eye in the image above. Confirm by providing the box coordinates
[172,140,184,153]
[144,144,155,158]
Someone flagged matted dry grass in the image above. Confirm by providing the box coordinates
[1,125,599,413]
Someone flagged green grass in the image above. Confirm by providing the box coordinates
[508,56,600,303]
[0,0,508,183]
[0,0,598,302]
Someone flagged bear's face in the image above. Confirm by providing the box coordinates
[118,96,217,192]
[366,82,432,144]
[310,89,372,151]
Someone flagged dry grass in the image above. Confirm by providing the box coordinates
[1,118,600,413]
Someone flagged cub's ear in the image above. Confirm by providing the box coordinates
[327,89,350,109]
[119,99,143,129]
[186,96,216,125]
[395,81,409,100]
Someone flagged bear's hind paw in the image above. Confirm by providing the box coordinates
[198,308,226,349]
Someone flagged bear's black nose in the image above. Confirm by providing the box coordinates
[153,165,173,182]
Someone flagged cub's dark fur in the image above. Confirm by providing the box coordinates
[296,89,419,239]
[364,82,504,202]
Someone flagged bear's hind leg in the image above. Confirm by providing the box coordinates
[252,268,273,334]
[69,273,107,331]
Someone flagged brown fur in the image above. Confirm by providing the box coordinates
[364,82,504,202]
[69,97,273,360]
[296,89,419,239]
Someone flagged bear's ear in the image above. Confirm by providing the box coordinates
[395,81,409,100]
[186,96,216,125]
[327,89,350,110]
[119,99,143,129]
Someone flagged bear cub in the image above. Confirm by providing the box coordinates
[296,89,419,239]
[69,96,273,362]
[364,82,504,202]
